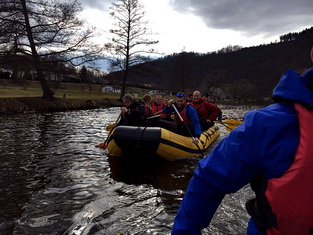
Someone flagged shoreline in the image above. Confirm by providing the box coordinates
[0,96,271,115]
[0,97,121,115]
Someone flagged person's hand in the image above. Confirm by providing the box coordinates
[168,99,174,107]
[121,107,129,114]
[160,112,166,119]
[192,137,199,145]
[206,119,212,123]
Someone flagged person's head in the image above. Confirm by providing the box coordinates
[202,93,209,101]
[193,90,201,102]
[187,93,193,102]
[163,96,169,104]
[154,94,163,105]
[175,92,186,108]
[142,94,152,104]
[122,94,134,108]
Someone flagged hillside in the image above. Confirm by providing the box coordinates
[106,26,313,101]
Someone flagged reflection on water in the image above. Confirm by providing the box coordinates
[0,104,263,234]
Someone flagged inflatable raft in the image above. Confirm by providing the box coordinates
[106,125,220,160]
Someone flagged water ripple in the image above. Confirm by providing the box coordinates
[0,105,262,234]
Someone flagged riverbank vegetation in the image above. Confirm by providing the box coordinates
[0,81,119,114]
[0,81,158,114]
[0,84,271,115]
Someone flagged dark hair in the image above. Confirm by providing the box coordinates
[202,93,209,98]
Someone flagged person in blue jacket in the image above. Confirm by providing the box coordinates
[172,63,313,234]
[162,92,201,144]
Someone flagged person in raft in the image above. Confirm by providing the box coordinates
[140,94,153,118]
[117,94,146,127]
[162,92,201,145]
[172,51,313,234]
[151,94,165,115]
[192,90,222,130]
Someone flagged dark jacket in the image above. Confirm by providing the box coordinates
[118,100,145,126]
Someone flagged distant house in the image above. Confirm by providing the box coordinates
[101,86,121,93]
[149,90,159,95]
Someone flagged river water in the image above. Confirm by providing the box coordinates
[0,104,263,235]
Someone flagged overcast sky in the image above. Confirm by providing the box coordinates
[79,0,313,55]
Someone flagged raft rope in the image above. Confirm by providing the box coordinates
[140,126,148,146]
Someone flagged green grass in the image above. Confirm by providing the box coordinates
[0,86,42,98]
[0,80,172,100]
[0,85,120,100]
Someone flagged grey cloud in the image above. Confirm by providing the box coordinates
[170,0,313,36]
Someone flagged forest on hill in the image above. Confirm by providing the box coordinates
[106,26,313,101]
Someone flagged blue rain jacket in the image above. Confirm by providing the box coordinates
[172,68,313,235]
[163,104,202,137]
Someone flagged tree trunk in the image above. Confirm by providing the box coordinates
[120,50,130,100]
[20,0,54,99]
[120,69,128,101]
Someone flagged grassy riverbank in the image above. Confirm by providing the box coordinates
[0,97,121,114]
[0,81,122,114]
[0,80,270,115]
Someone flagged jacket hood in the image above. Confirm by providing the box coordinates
[272,68,313,106]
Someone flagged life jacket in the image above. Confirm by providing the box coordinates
[145,106,153,117]
[151,102,165,115]
[142,101,153,117]
[173,103,193,126]
[246,103,313,235]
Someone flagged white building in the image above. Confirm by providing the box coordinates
[101,86,121,93]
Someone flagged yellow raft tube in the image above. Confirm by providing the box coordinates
[106,125,220,160]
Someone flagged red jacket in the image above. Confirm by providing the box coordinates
[192,98,221,122]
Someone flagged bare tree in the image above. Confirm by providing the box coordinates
[105,0,158,99]
[0,0,103,99]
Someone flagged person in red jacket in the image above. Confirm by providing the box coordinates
[192,90,222,130]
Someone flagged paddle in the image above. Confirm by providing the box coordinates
[106,123,116,131]
[146,114,161,119]
[99,113,121,149]
[105,112,123,131]
[172,104,205,156]
[214,120,243,131]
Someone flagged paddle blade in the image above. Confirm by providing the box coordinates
[106,124,116,131]
[222,120,243,126]
[225,125,236,131]
[215,120,243,132]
